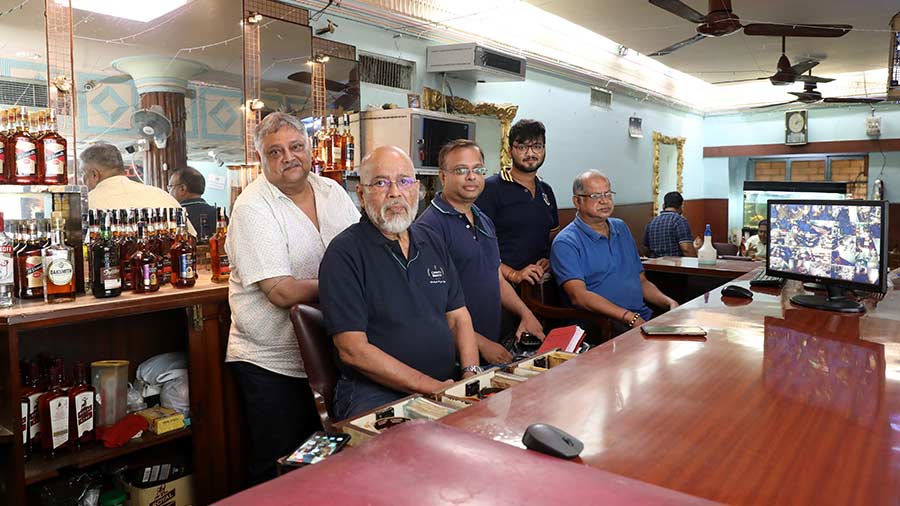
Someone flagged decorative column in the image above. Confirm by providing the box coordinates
[112,56,209,189]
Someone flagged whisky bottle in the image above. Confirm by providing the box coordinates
[42,212,76,303]
[19,361,37,461]
[317,118,330,168]
[23,360,43,452]
[15,221,43,299]
[90,211,121,298]
[0,212,14,307]
[209,207,230,283]
[39,362,69,457]
[10,108,40,184]
[0,109,8,183]
[311,135,324,174]
[67,361,95,448]
[343,113,355,171]
[331,114,343,171]
[118,210,137,291]
[41,109,67,185]
[157,208,173,285]
[170,210,196,288]
[131,222,159,293]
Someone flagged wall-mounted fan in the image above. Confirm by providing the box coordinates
[130,107,172,149]
[648,0,851,57]
[713,37,834,86]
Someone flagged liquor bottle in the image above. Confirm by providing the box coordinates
[0,109,8,184]
[90,211,122,298]
[67,361,95,448]
[317,118,330,168]
[209,207,230,283]
[157,208,172,285]
[40,109,67,185]
[10,108,40,184]
[311,135,324,174]
[42,212,76,303]
[0,212,14,307]
[23,361,43,453]
[331,115,344,171]
[39,362,69,456]
[342,114,354,171]
[88,209,100,243]
[698,224,717,265]
[118,210,138,291]
[15,221,43,299]
[131,222,159,293]
[20,361,36,461]
[170,209,196,288]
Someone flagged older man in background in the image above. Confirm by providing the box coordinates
[226,112,359,485]
[319,146,480,420]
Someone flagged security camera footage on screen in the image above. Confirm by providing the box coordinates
[768,203,882,286]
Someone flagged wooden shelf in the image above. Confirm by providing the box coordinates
[24,427,192,485]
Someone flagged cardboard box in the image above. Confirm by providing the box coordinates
[123,473,194,506]
[135,407,185,435]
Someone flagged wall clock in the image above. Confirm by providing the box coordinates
[785,110,808,146]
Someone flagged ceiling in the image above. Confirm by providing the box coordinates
[524,0,898,83]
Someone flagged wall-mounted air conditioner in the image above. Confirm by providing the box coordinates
[426,43,526,82]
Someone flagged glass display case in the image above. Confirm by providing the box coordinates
[742,181,848,229]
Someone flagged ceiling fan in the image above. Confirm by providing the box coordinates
[713,37,834,86]
[647,0,852,57]
[754,80,884,108]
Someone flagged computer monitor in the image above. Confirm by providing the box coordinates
[766,199,888,313]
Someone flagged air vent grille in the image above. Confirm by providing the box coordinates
[0,79,48,108]
[359,54,414,90]
[591,87,612,108]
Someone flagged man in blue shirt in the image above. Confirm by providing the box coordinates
[643,191,696,258]
[551,170,678,334]
[415,139,545,364]
[475,119,559,286]
[319,146,481,420]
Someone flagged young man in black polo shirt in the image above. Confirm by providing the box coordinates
[475,119,559,286]
[319,146,481,420]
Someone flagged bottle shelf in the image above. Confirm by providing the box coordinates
[24,426,192,485]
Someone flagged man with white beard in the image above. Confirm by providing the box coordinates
[319,146,481,419]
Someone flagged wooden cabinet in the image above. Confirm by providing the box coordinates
[0,279,244,505]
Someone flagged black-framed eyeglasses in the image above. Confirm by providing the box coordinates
[360,177,419,192]
[511,143,545,153]
[444,167,488,177]
[575,191,616,201]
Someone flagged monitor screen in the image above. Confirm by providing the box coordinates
[767,200,888,293]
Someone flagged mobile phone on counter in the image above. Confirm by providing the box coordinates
[640,325,708,338]
[285,432,350,466]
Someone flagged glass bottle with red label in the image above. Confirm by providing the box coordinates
[67,361,95,449]
[209,207,229,283]
[0,109,9,183]
[170,209,196,288]
[131,221,159,293]
[19,361,37,461]
[40,109,68,185]
[9,108,40,185]
[15,221,43,300]
[39,362,69,457]
[22,361,43,454]
[0,211,14,307]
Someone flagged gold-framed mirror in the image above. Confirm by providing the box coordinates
[652,131,685,215]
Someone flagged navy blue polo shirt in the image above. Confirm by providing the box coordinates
[415,193,502,342]
[551,216,651,320]
[319,214,465,387]
[475,169,559,270]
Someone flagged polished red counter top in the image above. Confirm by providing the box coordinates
[642,256,761,277]
[442,277,900,505]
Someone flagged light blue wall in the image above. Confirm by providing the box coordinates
[323,14,704,207]
[188,160,230,213]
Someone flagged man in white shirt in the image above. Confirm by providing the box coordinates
[225,112,359,485]
[745,220,768,261]
[81,143,196,235]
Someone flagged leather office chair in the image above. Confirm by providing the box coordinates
[713,242,739,256]
[519,274,613,344]
[289,304,338,431]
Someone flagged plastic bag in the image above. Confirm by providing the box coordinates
[135,352,188,397]
[160,369,190,417]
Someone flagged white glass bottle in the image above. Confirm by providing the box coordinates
[698,224,717,265]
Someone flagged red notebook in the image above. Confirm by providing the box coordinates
[537,325,586,354]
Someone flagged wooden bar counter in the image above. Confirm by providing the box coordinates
[441,275,900,505]
[642,256,761,303]
[0,278,244,505]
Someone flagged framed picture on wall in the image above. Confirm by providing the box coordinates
[407,93,421,109]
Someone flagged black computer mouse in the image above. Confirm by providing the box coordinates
[522,423,583,459]
[722,284,753,299]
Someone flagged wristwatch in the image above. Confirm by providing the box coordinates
[461,365,484,375]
